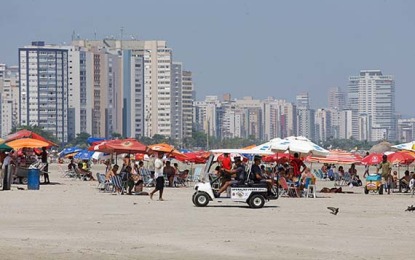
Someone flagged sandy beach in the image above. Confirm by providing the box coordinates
[1,163,415,260]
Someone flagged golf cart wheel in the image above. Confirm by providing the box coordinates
[379,185,383,195]
[194,193,209,207]
[249,194,265,209]
[192,192,198,204]
[364,187,369,194]
[21,177,28,185]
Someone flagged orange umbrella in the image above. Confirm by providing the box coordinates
[5,129,57,147]
[148,143,186,158]
[6,138,50,150]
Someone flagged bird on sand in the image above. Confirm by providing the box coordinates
[405,205,415,212]
[327,207,339,215]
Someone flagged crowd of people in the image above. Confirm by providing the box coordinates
[94,152,190,199]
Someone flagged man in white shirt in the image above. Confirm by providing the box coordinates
[150,152,165,201]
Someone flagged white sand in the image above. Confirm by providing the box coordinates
[0,163,414,260]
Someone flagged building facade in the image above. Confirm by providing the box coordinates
[18,42,69,142]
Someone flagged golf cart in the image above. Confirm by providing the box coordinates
[364,174,383,195]
[192,149,278,209]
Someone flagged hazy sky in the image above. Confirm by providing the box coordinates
[1,0,414,116]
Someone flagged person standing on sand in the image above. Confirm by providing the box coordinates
[377,154,391,194]
[150,152,165,201]
[41,147,50,184]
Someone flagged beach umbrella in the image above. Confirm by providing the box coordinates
[58,147,83,158]
[174,151,210,164]
[305,149,362,164]
[87,137,106,145]
[262,153,293,164]
[148,143,187,158]
[270,136,329,157]
[387,151,415,165]
[89,138,148,154]
[391,141,415,152]
[361,153,383,165]
[74,150,95,160]
[5,129,57,147]
[0,142,13,152]
[6,138,50,150]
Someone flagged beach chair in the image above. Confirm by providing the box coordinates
[313,169,323,180]
[333,172,341,186]
[279,177,297,197]
[341,172,352,186]
[110,175,123,194]
[96,173,106,191]
[175,172,189,187]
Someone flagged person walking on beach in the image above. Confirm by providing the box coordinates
[150,152,165,201]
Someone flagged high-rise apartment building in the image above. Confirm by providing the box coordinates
[296,92,310,109]
[348,70,396,141]
[328,87,346,110]
[181,70,194,139]
[0,65,19,137]
[18,41,68,142]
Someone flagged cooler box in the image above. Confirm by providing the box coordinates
[366,174,381,182]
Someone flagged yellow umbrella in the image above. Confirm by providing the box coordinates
[6,138,50,150]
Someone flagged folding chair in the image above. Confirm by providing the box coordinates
[96,173,106,191]
[279,177,297,197]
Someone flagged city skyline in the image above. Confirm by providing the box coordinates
[0,0,414,117]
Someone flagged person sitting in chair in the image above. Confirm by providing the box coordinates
[214,157,246,198]
[78,161,96,181]
[68,158,76,171]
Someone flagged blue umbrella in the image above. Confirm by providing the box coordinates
[87,137,106,145]
[59,147,83,158]
[74,150,95,160]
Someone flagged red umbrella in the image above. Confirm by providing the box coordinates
[305,149,362,165]
[262,153,293,164]
[361,153,383,165]
[5,129,57,147]
[88,138,148,154]
[174,151,210,164]
[387,151,415,165]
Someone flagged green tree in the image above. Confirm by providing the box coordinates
[66,132,91,148]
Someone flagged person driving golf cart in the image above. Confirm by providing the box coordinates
[214,157,246,198]
[250,156,274,193]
